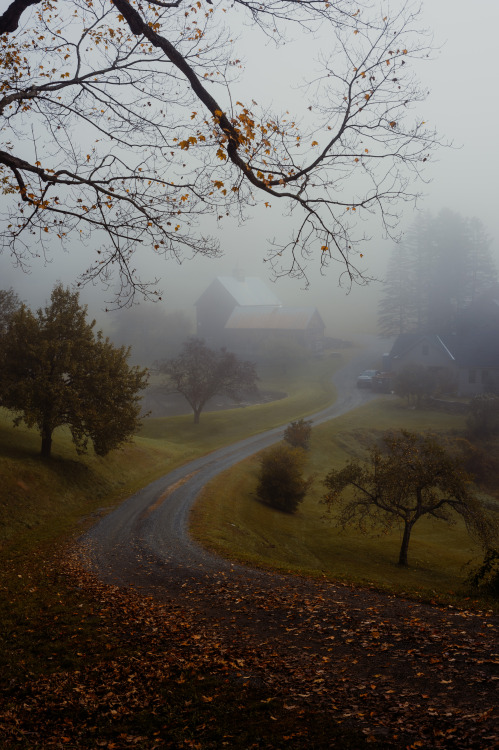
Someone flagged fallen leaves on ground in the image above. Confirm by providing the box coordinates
[0,548,497,749]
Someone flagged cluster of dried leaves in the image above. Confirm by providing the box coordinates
[0,547,497,749]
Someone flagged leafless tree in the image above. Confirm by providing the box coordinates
[160,337,258,423]
[0,0,439,305]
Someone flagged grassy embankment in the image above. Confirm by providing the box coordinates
[0,354,339,550]
[191,397,499,608]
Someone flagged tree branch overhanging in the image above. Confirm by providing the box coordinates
[1,0,442,304]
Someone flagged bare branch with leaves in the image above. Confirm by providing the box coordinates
[1,0,440,304]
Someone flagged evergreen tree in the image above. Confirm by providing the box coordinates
[378,240,413,336]
[0,284,148,458]
[379,211,497,335]
[465,217,497,303]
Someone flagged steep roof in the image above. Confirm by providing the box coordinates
[389,333,456,362]
[225,306,324,331]
[196,276,281,307]
[389,331,499,370]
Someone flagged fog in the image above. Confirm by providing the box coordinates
[1,0,498,342]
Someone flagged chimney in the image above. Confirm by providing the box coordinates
[233,267,245,282]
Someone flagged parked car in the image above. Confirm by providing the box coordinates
[356,369,379,388]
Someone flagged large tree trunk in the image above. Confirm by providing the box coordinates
[193,409,201,424]
[40,424,53,458]
[398,522,413,566]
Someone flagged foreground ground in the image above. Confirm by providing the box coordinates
[1,545,497,749]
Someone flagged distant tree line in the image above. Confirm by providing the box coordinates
[378,210,497,336]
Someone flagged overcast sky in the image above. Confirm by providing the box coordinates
[1,0,498,337]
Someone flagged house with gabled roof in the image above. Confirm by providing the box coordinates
[387,286,499,396]
[388,331,499,396]
[195,274,325,352]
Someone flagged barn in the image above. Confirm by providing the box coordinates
[195,275,325,353]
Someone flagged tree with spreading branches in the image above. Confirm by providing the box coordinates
[1,0,439,305]
[323,430,495,567]
[160,337,258,423]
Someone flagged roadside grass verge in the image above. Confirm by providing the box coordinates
[190,398,498,610]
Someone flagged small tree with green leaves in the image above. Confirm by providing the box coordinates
[256,444,312,514]
[0,284,148,458]
[284,418,313,451]
[323,430,494,566]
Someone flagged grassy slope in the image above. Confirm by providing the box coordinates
[0,355,338,550]
[191,398,497,607]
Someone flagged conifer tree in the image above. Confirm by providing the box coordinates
[0,284,148,458]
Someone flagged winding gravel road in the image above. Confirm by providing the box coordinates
[76,341,499,749]
[80,341,386,592]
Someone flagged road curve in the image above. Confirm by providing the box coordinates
[75,341,499,750]
[80,341,387,594]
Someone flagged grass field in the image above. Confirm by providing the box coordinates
[190,398,498,607]
[139,354,340,447]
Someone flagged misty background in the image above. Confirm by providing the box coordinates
[1,0,498,350]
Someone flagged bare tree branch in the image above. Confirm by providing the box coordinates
[0,0,41,34]
[0,0,442,304]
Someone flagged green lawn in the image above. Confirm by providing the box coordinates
[139,353,340,448]
[191,398,497,607]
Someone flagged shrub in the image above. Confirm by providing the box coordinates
[393,364,435,407]
[283,418,313,450]
[466,548,499,599]
[255,443,312,514]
